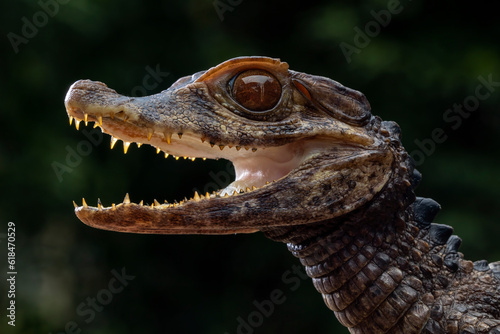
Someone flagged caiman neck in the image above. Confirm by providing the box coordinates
[262,147,443,332]
[263,179,484,333]
[263,203,431,332]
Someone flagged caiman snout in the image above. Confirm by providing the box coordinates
[65,79,128,124]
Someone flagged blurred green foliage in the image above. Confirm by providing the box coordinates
[0,0,499,333]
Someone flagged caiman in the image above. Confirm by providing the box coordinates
[64,56,500,333]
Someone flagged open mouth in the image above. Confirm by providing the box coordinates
[65,93,311,209]
[63,64,386,234]
[70,117,309,203]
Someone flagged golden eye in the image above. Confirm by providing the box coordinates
[230,70,281,111]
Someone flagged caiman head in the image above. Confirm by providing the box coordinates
[65,56,414,234]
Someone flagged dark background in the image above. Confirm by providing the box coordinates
[1,0,499,333]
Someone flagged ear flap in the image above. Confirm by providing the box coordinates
[291,72,371,125]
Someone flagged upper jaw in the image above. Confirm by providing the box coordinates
[65,77,376,154]
[64,79,296,165]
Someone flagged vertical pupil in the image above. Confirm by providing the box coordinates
[231,70,281,111]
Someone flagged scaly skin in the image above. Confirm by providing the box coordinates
[64,56,500,333]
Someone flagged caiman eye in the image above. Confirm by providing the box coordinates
[230,70,281,111]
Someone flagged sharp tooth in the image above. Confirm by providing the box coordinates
[97,198,103,210]
[139,200,144,206]
[219,145,225,150]
[82,198,88,207]
[205,192,210,198]
[97,114,103,126]
[75,120,81,130]
[84,113,88,126]
[246,187,251,192]
[110,113,114,120]
[244,147,250,150]
[151,203,154,208]
[164,153,169,158]
[154,199,161,206]
[252,148,257,152]
[137,143,142,148]
[232,190,238,196]
[164,133,172,144]
[156,147,161,154]
[201,138,205,143]
[123,141,131,154]
[228,145,233,148]
[147,129,153,141]
[93,123,99,128]
[123,193,131,204]
[183,156,187,160]
[112,203,116,210]
[69,116,74,126]
[73,200,78,208]
[110,136,118,149]
[191,157,196,161]
[252,186,257,190]
[210,142,215,148]
[193,191,201,201]
[123,115,129,122]
[175,156,180,160]
[203,158,206,161]
[236,146,241,151]
[178,133,183,139]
